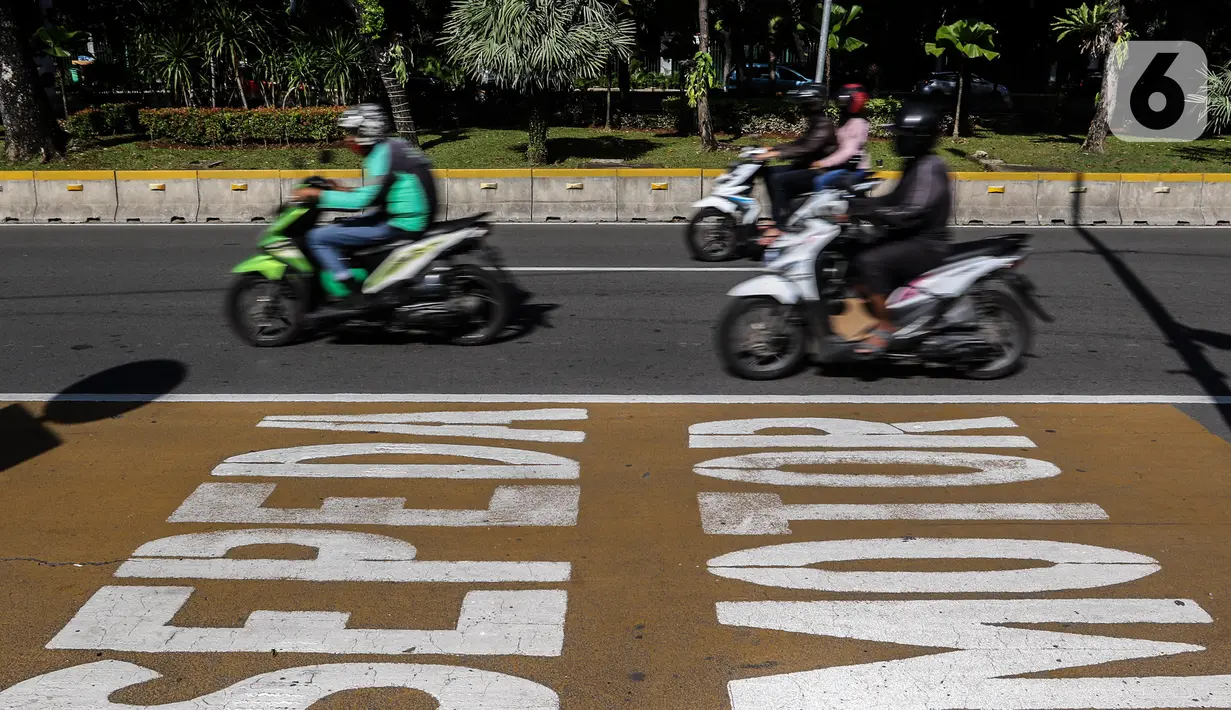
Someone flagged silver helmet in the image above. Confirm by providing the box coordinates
[338,104,391,147]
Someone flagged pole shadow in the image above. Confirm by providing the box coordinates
[0,359,188,473]
[1070,173,1231,427]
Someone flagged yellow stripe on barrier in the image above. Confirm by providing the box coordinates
[617,169,702,177]
[34,171,114,181]
[149,183,166,192]
[198,170,281,179]
[534,169,618,177]
[566,183,584,190]
[447,169,532,178]
[480,183,498,190]
[0,171,36,180]
[987,186,1006,194]
[278,170,364,180]
[66,184,83,192]
[116,170,197,181]
[231,183,248,191]
[651,183,669,190]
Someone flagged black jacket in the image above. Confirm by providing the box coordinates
[774,112,838,169]
[850,154,952,241]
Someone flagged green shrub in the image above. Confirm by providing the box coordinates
[138,107,346,146]
[98,103,140,135]
[65,108,103,140]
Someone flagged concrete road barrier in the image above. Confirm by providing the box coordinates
[0,171,37,223]
[197,170,282,223]
[280,169,364,223]
[445,169,531,222]
[1037,173,1121,226]
[532,170,618,222]
[616,169,700,222]
[1202,174,1231,226]
[33,171,117,223]
[115,171,199,223]
[953,172,1040,226]
[1118,173,1204,226]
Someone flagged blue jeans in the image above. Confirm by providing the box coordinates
[306,215,400,280]
[814,168,869,193]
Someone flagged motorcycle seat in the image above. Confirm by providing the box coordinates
[940,234,1029,264]
[424,212,491,237]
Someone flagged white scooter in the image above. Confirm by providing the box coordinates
[684,147,772,262]
[714,181,1053,380]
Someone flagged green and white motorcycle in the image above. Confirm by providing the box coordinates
[226,162,519,348]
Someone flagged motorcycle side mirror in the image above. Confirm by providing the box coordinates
[319,150,334,165]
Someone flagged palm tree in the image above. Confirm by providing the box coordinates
[440,0,636,165]
[1052,1,1133,153]
[203,1,266,109]
[925,19,1001,138]
[0,0,64,161]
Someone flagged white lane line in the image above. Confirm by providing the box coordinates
[507,266,764,272]
[3,394,1230,404]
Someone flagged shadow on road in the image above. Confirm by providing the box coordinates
[1070,172,1231,428]
[0,359,188,473]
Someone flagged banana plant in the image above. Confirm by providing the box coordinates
[925,19,1000,137]
[33,24,88,119]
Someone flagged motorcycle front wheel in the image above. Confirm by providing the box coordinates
[685,207,740,262]
[225,272,306,347]
[716,296,808,380]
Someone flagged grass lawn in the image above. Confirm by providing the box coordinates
[2,126,1229,173]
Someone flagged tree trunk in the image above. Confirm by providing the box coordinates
[0,0,64,162]
[338,0,419,147]
[697,0,717,151]
[618,58,631,109]
[1083,57,1115,153]
[954,62,969,137]
[231,52,249,109]
[526,94,550,165]
[720,28,733,93]
[605,55,613,130]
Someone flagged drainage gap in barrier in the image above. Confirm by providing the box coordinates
[545,216,561,221]
[1050,219,1066,225]
[171,216,186,223]
[206,217,220,222]
[86,218,100,222]
[127,218,140,223]
[1134,221,1149,225]
[47,218,62,223]
[1177,221,1191,226]
[1219,220,1230,226]
[1094,220,1108,225]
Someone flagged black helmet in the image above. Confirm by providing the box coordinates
[785,82,828,115]
[891,101,942,158]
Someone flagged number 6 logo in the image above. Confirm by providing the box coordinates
[1109,41,1208,141]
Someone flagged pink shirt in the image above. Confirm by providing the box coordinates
[817,117,871,171]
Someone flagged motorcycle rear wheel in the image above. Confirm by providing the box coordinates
[716,296,808,380]
[445,264,511,346]
[685,207,740,262]
[963,280,1033,380]
[225,273,306,348]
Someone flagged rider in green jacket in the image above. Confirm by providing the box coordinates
[293,104,438,315]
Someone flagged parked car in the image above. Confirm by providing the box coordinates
[915,72,1012,109]
[725,63,813,95]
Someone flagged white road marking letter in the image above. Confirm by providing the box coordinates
[718,599,1231,709]
[115,528,570,583]
[698,493,1108,535]
[695,451,1060,487]
[707,538,1159,593]
[212,443,580,479]
[258,408,588,442]
[0,661,560,709]
[48,586,567,656]
[168,483,580,527]
[688,417,1035,448]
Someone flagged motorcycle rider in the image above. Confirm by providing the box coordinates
[292,104,438,315]
[756,83,838,241]
[811,83,872,193]
[845,100,952,358]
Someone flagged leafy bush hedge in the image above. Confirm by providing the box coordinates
[65,103,142,139]
[662,95,903,138]
[138,107,345,146]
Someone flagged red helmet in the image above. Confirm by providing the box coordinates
[836,83,870,116]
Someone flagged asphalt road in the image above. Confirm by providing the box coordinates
[3,223,1229,400]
